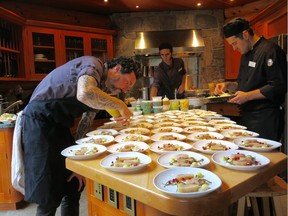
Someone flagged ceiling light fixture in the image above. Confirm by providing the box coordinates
[104,0,108,2]
[136,5,139,9]
[197,3,202,7]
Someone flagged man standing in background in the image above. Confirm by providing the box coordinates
[150,42,186,99]
[215,17,287,141]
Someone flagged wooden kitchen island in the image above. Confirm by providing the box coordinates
[66,149,287,216]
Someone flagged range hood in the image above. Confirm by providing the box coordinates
[134,29,205,56]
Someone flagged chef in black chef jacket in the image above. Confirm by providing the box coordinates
[215,17,287,141]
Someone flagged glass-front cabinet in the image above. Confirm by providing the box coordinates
[0,18,23,80]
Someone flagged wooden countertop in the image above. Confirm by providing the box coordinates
[66,148,287,215]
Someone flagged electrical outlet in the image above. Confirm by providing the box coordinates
[108,188,118,209]
[124,195,136,216]
[93,181,103,201]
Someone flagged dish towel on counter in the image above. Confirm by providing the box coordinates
[11,110,25,195]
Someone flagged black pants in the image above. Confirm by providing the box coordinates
[36,177,84,216]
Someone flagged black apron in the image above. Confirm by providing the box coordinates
[22,98,93,206]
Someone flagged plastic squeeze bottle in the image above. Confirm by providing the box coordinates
[162,95,170,111]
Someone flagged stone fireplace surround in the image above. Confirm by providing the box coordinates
[111,9,226,91]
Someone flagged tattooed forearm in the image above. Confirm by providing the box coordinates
[77,75,125,110]
[76,111,97,139]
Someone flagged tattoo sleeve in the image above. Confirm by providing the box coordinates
[75,111,97,140]
[77,75,125,110]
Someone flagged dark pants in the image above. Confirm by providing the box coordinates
[240,107,284,141]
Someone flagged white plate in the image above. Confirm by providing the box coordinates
[153,167,222,198]
[114,134,150,143]
[149,140,192,154]
[201,116,230,121]
[208,119,236,125]
[181,121,210,127]
[183,126,217,133]
[129,122,154,129]
[192,139,239,154]
[154,122,182,128]
[61,144,107,160]
[213,124,247,130]
[151,132,186,142]
[187,132,224,141]
[151,126,183,134]
[157,151,210,168]
[233,137,282,152]
[86,129,118,136]
[221,129,259,139]
[107,141,149,153]
[100,152,151,172]
[119,127,150,135]
[212,150,270,171]
[76,135,114,146]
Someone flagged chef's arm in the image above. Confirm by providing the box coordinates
[150,86,158,99]
[177,75,186,94]
[76,75,130,118]
[75,111,96,140]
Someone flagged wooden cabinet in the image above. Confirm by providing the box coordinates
[0,7,115,81]
[0,17,24,80]
[23,25,114,80]
[0,127,24,210]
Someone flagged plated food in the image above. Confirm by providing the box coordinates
[221,129,259,139]
[233,137,282,152]
[150,140,192,154]
[151,132,186,142]
[129,122,154,129]
[151,126,183,134]
[157,151,210,168]
[183,126,217,133]
[187,132,224,141]
[100,152,151,172]
[153,167,222,198]
[86,129,118,136]
[61,144,107,160]
[181,121,210,127]
[153,122,182,128]
[213,124,247,131]
[212,150,270,171]
[76,135,114,145]
[107,141,149,153]
[208,119,236,125]
[114,134,150,143]
[192,139,238,154]
[119,127,150,135]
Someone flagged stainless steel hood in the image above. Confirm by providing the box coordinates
[134,30,205,56]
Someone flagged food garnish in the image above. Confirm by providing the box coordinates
[222,152,260,166]
[116,144,144,152]
[69,147,98,156]
[164,173,210,193]
[158,143,184,151]
[202,142,230,151]
[84,137,108,144]
[240,139,271,148]
[169,154,204,167]
[110,156,141,168]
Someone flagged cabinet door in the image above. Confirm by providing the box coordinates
[25,27,62,80]
[89,34,113,62]
[62,31,86,62]
[0,18,23,80]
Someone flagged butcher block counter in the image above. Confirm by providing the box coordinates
[66,146,287,216]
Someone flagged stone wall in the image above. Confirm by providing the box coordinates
[111,9,225,89]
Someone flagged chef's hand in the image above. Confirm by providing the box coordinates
[214,82,227,95]
[228,91,249,105]
[177,85,185,94]
[67,172,86,191]
[114,105,132,125]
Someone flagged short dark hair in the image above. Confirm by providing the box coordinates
[159,42,173,52]
[107,56,140,78]
[223,17,254,38]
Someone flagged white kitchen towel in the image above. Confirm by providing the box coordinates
[11,110,25,195]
